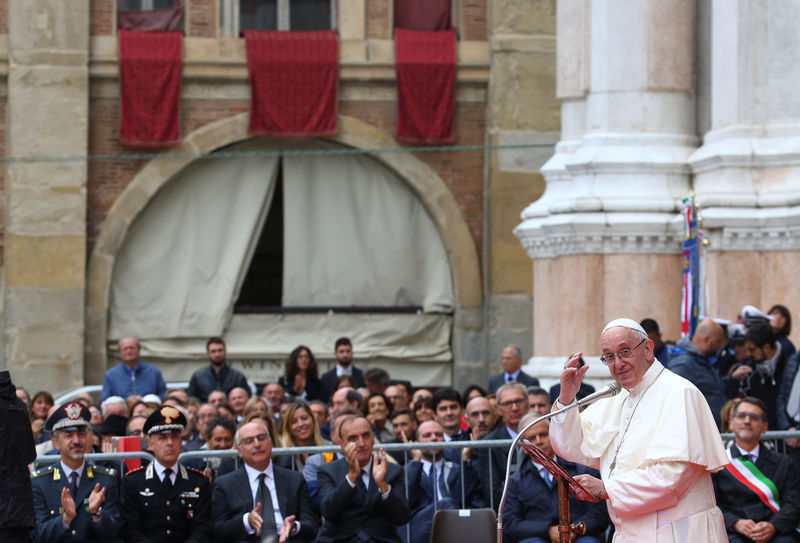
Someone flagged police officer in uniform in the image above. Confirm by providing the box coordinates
[120,405,211,543]
[31,401,121,543]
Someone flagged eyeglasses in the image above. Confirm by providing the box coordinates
[239,433,270,446]
[600,338,646,366]
[498,398,527,409]
[734,412,766,422]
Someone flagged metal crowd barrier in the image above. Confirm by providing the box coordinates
[33,431,800,542]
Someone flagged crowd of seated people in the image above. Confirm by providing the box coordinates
[16,303,800,542]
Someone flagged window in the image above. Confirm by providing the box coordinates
[221,0,335,36]
[120,0,176,11]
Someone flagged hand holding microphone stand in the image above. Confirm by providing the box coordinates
[496,382,620,543]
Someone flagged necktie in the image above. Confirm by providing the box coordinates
[69,472,79,498]
[541,467,553,488]
[427,465,436,499]
[257,473,278,536]
[744,454,756,463]
[506,374,513,382]
[162,468,173,492]
[437,467,450,499]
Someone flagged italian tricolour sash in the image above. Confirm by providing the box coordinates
[725,448,780,513]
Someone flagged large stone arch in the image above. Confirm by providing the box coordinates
[85,113,483,384]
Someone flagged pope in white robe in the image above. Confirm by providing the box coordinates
[549,318,729,542]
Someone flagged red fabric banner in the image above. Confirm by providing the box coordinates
[395,0,451,31]
[118,30,182,148]
[395,29,456,145]
[244,31,338,138]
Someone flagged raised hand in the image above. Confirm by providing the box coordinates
[87,483,106,516]
[248,502,263,535]
[558,352,589,405]
[343,442,361,484]
[279,514,296,543]
[60,487,77,526]
[372,448,389,493]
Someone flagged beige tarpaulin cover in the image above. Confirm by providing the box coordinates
[107,141,454,382]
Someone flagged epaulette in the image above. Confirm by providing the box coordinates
[124,466,147,476]
[30,466,56,479]
[185,466,206,476]
[91,465,118,478]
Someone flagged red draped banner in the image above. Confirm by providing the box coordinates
[244,31,338,138]
[394,0,451,31]
[118,30,182,148]
[395,28,456,145]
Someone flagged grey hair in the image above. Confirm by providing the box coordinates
[506,345,522,358]
[496,382,528,401]
[518,411,548,432]
[234,421,270,447]
[100,396,126,416]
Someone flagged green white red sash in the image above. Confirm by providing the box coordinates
[725,448,780,513]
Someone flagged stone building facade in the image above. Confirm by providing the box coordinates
[1,0,557,394]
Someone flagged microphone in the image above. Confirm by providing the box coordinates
[573,381,621,408]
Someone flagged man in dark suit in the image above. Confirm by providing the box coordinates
[713,396,800,543]
[488,345,539,394]
[212,420,317,542]
[31,402,120,543]
[317,414,411,542]
[120,405,211,543]
[504,414,608,543]
[319,337,366,402]
[432,388,469,463]
[478,382,528,509]
[404,420,481,543]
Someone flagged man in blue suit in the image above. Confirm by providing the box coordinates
[404,420,481,543]
[211,420,317,542]
[317,415,411,542]
[504,413,608,543]
[31,402,120,543]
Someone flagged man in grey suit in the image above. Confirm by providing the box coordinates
[211,421,317,542]
[488,345,540,393]
[317,415,411,542]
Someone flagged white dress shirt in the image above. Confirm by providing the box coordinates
[242,462,283,534]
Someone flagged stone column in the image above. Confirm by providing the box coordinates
[3,1,89,391]
[515,0,695,384]
[690,0,800,325]
[485,0,559,382]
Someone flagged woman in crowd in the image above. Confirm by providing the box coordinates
[462,384,487,405]
[363,392,394,443]
[29,390,54,443]
[769,304,796,358]
[242,395,270,421]
[279,401,326,472]
[413,396,435,424]
[279,345,322,401]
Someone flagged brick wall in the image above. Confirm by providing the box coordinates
[91,0,114,35]
[461,0,486,41]
[188,0,217,37]
[88,97,484,259]
[366,0,391,39]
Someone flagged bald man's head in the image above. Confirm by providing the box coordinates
[693,319,726,358]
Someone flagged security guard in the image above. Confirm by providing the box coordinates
[120,405,211,543]
[31,401,120,543]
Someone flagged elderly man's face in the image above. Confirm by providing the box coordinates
[523,420,553,458]
[501,347,522,374]
[119,338,141,365]
[601,327,654,389]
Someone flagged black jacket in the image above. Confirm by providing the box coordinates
[0,371,35,530]
[211,463,317,542]
[186,364,249,403]
[317,457,410,543]
[503,456,609,542]
[713,444,800,538]
[319,367,365,403]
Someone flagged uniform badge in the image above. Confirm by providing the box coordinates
[160,406,180,423]
[140,489,155,497]
[87,465,94,478]
[65,402,83,420]
[53,468,61,481]
[187,510,194,519]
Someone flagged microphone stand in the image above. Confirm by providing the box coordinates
[496,384,619,543]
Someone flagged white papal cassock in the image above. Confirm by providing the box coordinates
[549,360,729,542]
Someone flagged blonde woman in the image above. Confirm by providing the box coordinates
[279,401,327,471]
